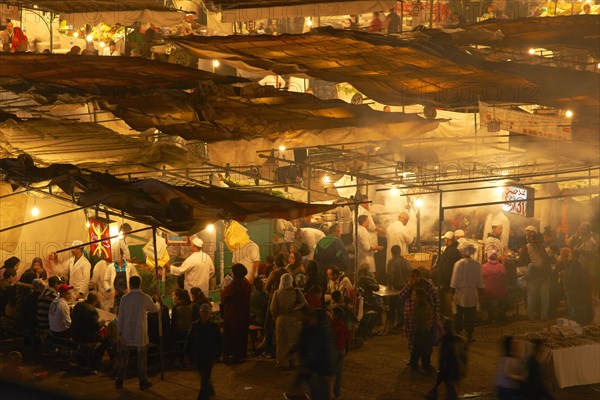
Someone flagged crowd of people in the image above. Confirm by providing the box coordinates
[0,203,597,399]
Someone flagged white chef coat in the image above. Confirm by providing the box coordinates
[386,220,414,263]
[91,260,111,311]
[117,289,160,347]
[48,296,71,333]
[358,206,378,246]
[450,257,484,308]
[300,228,326,260]
[111,238,131,262]
[232,241,260,282]
[170,250,215,296]
[69,255,92,298]
[357,225,375,272]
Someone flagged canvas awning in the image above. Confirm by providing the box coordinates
[61,9,185,28]
[0,157,337,233]
[106,85,443,142]
[208,0,395,23]
[171,27,600,112]
[0,54,247,96]
[0,118,203,167]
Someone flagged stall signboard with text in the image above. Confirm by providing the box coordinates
[502,186,534,217]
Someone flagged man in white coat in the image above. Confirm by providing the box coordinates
[170,237,215,296]
[298,227,326,261]
[357,215,383,273]
[69,240,92,301]
[386,211,414,264]
[116,275,160,390]
[103,259,139,313]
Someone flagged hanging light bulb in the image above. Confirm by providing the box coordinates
[212,59,220,68]
[389,188,400,196]
[278,145,286,152]
[31,197,40,217]
[86,34,93,42]
[306,17,313,27]
[322,175,331,184]
[415,198,424,208]
[565,110,573,118]
[206,224,215,232]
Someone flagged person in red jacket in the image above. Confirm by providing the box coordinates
[11,26,27,52]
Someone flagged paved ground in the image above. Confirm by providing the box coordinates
[2,319,599,400]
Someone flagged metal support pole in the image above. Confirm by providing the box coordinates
[429,0,434,28]
[55,227,151,253]
[306,149,311,204]
[400,1,404,34]
[49,13,53,53]
[416,208,421,252]
[436,191,443,291]
[152,226,165,381]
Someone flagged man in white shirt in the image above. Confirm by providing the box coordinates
[386,211,414,264]
[69,240,92,300]
[298,227,326,261]
[116,275,160,390]
[170,237,215,296]
[450,243,484,343]
[484,218,504,261]
[48,284,74,337]
[357,215,383,273]
[102,40,121,56]
[232,240,260,283]
[358,200,379,247]
[111,223,132,263]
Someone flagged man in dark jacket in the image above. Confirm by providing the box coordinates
[314,224,349,279]
[439,232,461,317]
[186,303,221,400]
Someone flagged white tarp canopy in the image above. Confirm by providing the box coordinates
[61,9,185,28]
[220,0,395,22]
[0,118,201,166]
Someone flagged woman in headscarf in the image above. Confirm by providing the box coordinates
[270,273,307,369]
[26,257,48,280]
[221,263,252,363]
[286,251,306,290]
[11,27,27,52]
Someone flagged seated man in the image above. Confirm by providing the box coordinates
[71,291,108,371]
[48,284,74,337]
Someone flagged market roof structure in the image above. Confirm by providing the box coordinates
[205,0,395,22]
[0,54,247,97]
[0,0,172,13]
[106,85,443,142]
[0,155,338,233]
[172,27,600,116]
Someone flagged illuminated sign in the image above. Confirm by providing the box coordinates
[502,186,534,217]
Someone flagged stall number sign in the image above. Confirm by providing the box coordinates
[502,186,534,217]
